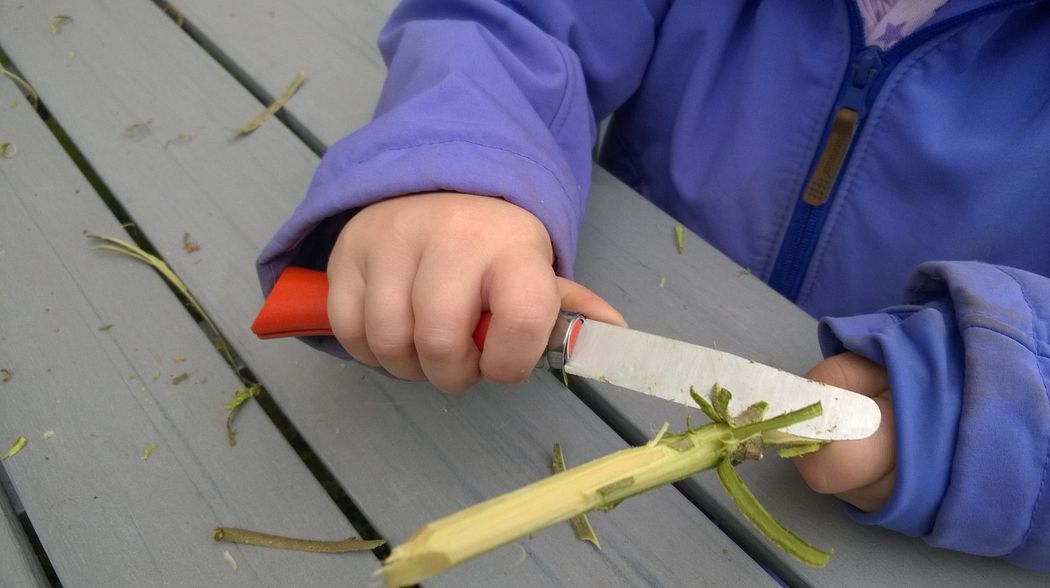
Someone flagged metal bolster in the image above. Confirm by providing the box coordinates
[542,312,584,370]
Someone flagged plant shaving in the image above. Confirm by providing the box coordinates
[213,527,385,553]
[98,324,113,331]
[223,550,238,571]
[48,15,73,34]
[225,384,260,446]
[87,235,235,366]
[163,132,195,148]
[228,72,305,136]
[171,372,189,385]
[163,5,185,28]
[0,63,38,108]
[0,142,15,158]
[123,121,151,139]
[3,436,27,460]
[142,443,158,461]
[42,430,55,440]
[89,234,262,442]
[673,224,685,254]
[0,368,10,383]
[182,232,200,253]
[717,458,831,567]
[552,444,601,549]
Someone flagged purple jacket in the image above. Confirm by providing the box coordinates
[259,0,1050,570]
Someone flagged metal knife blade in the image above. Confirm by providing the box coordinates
[563,319,881,441]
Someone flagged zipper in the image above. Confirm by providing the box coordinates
[801,48,880,207]
[766,0,1034,302]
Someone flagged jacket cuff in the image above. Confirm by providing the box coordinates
[819,303,964,538]
[820,261,1050,570]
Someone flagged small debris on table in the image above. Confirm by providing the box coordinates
[98,324,113,331]
[673,224,685,254]
[48,15,73,34]
[0,142,16,158]
[142,443,158,461]
[123,120,152,139]
[225,384,260,446]
[163,132,195,148]
[1,368,11,382]
[162,5,185,27]
[0,63,38,107]
[42,430,55,440]
[3,436,27,460]
[223,550,238,571]
[182,232,200,254]
[171,372,189,385]
[228,72,305,136]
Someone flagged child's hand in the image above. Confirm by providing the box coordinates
[326,192,626,394]
[792,352,896,512]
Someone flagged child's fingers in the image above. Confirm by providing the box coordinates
[362,248,426,381]
[478,254,560,384]
[555,277,627,327]
[327,261,380,367]
[793,394,896,495]
[804,352,889,397]
[792,352,896,510]
[410,250,484,394]
[835,470,896,513]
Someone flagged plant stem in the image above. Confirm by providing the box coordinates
[382,424,731,587]
[213,527,384,553]
[380,399,828,587]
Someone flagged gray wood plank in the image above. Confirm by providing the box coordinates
[0,1,773,586]
[0,77,378,587]
[0,469,48,588]
[572,168,1050,587]
[155,0,396,150]
[165,0,1050,585]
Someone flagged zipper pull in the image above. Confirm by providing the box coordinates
[842,47,883,117]
[803,48,882,206]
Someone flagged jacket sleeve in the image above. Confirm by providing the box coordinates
[818,260,1050,571]
[257,0,670,294]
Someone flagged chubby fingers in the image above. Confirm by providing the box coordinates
[361,244,428,381]
[478,253,560,385]
[409,247,485,394]
[327,232,381,368]
[792,352,896,512]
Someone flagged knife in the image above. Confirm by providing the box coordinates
[252,267,880,441]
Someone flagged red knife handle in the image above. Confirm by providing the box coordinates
[252,267,495,349]
[251,267,578,365]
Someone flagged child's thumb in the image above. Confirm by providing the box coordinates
[555,277,627,327]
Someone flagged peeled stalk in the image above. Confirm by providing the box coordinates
[381,392,828,587]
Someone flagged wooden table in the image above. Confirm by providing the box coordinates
[0,2,1045,586]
